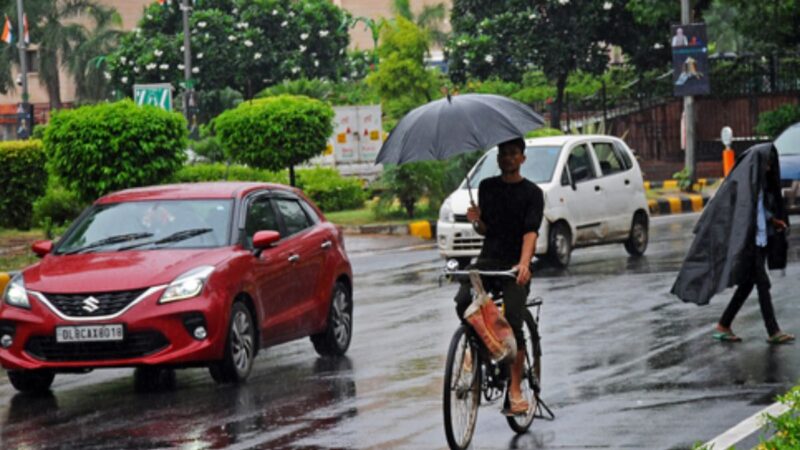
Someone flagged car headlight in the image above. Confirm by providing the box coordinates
[159,266,215,304]
[439,199,455,223]
[4,274,30,309]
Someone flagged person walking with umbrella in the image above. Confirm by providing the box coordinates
[672,143,794,344]
[453,136,544,415]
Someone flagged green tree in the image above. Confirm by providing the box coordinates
[392,0,448,49]
[108,0,351,103]
[366,17,441,121]
[725,0,800,55]
[213,95,334,186]
[67,6,123,103]
[447,0,620,128]
[0,0,117,109]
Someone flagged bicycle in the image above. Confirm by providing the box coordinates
[440,267,554,450]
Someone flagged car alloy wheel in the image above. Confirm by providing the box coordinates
[209,301,256,384]
[311,281,352,356]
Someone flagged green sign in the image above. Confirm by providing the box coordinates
[133,83,173,111]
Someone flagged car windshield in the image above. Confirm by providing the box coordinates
[56,199,233,254]
[775,125,800,156]
[464,146,561,188]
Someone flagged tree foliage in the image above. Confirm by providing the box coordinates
[213,95,334,184]
[44,100,187,202]
[0,140,47,229]
[107,0,350,101]
[446,0,621,128]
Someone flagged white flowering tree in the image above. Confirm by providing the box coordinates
[107,0,350,107]
[446,0,625,128]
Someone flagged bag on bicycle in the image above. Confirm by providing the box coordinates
[462,271,517,364]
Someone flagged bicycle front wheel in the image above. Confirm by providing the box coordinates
[443,325,481,450]
[506,310,541,433]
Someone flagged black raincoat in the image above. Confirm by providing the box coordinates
[671,143,789,305]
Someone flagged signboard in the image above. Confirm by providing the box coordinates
[670,23,710,96]
[327,105,383,164]
[133,83,173,111]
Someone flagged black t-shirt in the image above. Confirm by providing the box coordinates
[477,176,544,265]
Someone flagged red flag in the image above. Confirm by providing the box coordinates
[23,14,28,44]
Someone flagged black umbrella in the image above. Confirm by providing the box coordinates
[376,94,544,164]
[375,93,545,203]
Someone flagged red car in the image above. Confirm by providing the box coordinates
[0,182,353,392]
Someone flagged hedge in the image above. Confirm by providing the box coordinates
[0,140,48,229]
[44,100,187,202]
[173,164,364,212]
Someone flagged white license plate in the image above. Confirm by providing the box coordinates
[56,325,124,343]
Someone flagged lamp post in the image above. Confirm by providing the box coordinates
[15,0,30,139]
[180,0,197,136]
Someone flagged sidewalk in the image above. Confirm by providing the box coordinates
[341,179,718,239]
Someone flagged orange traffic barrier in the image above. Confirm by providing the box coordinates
[722,148,735,177]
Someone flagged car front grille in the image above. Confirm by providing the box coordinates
[453,237,484,251]
[453,214,469,223]
[25,331,169,362]
[41,289,148,318]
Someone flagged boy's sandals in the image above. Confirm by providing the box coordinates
[502,395,530,416]
[767,332,795,345]
[712,331,742,342]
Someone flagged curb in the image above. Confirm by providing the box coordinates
[648,193,709,216]
[644,178,719,191]
[341,220,437,239]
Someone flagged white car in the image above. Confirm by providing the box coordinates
[437,135,650,268]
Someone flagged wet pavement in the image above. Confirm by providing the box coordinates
[2,213,800,449]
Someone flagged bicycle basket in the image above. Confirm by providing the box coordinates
[462,271,517,364]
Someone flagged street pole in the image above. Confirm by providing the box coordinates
[681,0,696,186]
[15,0,29,139]
[180,0,195,131]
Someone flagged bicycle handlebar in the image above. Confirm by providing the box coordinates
[442,268,518,278]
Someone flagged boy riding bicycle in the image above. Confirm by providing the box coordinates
[453,137,544,416]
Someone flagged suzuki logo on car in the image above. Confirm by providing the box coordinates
[82,296,100,313]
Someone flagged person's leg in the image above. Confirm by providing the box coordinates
[753,249,781,337]
[502,278,529,413]
[454,281,472,320]
[718,276,754,334]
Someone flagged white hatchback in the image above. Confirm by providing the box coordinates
[437,135,650,268]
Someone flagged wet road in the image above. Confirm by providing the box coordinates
[2,213,800,449]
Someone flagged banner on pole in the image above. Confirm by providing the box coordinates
[671,23,711,97]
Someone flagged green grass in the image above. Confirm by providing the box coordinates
[0,228,47,272]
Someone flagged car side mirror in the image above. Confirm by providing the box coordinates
[252,230,281,257]
[32,240,53,257]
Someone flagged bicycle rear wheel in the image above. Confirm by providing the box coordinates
[506,310,541,433]
[443,325,481,450]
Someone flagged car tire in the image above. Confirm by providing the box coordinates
[547,222,572,268]
[134,366,176,392]
[624,213,649,257]
[209,301,256,384]
[311,281,353,357]
[7,370,55,394]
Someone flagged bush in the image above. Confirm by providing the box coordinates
[173,163,288,184]
[31,182,86,235]
[44,100,187,202]
[375,161,447,218]
[214,95,334,177]
[296,167,366,212]
[761,385,800,449]
[190,136,226,163]
[756,104,800,139]
[0,140,47,229]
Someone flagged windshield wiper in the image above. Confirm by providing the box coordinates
[117,228,213,251]
[63,232,154,255]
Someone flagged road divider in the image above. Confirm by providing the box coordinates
[644,178,719,190]
[648,193,710,216]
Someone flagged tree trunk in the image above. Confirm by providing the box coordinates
[550,74,567,130]
[402,196,415,218]
[289,164,296,187]
[47,74,62,111]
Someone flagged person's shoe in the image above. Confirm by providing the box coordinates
[455,350,474,396]
[767,332,795,345]
[502,393,529,416]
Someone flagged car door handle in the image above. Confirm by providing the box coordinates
[321,240,332,250]
[594,185,601,191]
[287,254,300,263]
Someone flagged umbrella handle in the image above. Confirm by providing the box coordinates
[465,173,476,207]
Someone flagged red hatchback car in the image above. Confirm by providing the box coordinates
[0,182,353,392]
